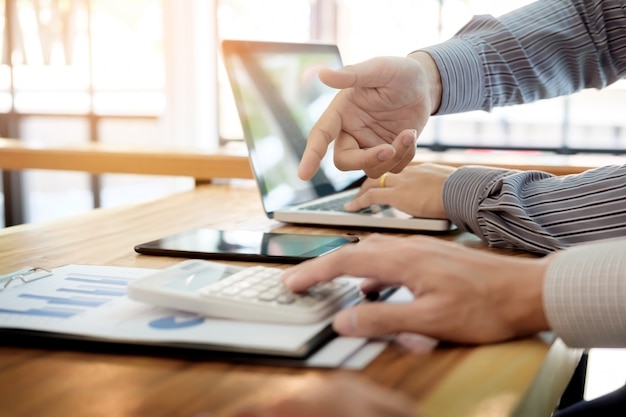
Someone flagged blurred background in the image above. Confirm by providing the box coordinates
[1,0,624,226]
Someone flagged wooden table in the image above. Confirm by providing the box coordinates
[0,181,582,417]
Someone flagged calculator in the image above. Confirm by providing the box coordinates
[127,259,363,324]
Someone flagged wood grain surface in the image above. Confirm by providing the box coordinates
[0,181,581,417]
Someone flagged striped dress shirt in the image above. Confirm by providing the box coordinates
[424,0,626,347]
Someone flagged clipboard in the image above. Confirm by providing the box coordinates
[0,266,52,290]
[0,264,389,368]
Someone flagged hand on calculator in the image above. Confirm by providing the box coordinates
[128,260,363,324]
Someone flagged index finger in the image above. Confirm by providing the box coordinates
[298,109,342,181]
[281,236,408,292]
[281,247,351,292]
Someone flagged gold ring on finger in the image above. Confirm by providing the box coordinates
[379,172,389,188]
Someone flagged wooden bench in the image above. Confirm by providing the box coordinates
[0,138,253,181]
[2,138,622,180]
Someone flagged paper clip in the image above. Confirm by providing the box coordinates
[0,266,52,291]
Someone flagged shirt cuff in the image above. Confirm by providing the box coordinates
[442,166,512,236]
[421,38,485,114]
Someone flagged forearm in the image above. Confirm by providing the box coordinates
[544,238,626,348]
[419,0,626,114]
[442,164,626,254]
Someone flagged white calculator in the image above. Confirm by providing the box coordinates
[127,259,363,324]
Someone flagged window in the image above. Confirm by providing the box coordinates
[1,0,211,226]
[217,0,626,154]
[3,0,625,227]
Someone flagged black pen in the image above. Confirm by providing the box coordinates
[364,286,399,302]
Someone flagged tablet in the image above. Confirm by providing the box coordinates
[134,228,359,263]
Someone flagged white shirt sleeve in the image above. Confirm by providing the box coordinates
[544,237,626,348]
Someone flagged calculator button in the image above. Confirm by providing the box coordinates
[276,293,296,304]
[295,296,318,306]
[234,281,252,290]
[239,289,259,298]
[221,286,240,296]
[258,291,279,302]
[245,275,264,284]
[251,281,273,292]
[197,265,361,322]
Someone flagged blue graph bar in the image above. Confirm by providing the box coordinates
[0,271,137,320]
[0,307,82,318]
[19,293,110,307]
[65,275,132,286]
[58,287,126,297]
[149,315,205,329]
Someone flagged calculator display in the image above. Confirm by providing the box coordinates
[163,265,234,292]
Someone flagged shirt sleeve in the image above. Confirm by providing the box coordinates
[544,238,626,348]
[442,164,626,254]
[419,0,626,114]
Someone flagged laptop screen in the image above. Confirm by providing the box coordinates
[221,40,364,217]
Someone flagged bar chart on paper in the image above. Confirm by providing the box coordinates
[0,272,134,320]
[0,264,386,367]
[0,264,222,338]
[0,263,253,342]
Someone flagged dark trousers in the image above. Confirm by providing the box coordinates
[553,353,626,416]
[553,385,626,417]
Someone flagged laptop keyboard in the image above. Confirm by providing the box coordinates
[299,194,387,214]
[301,194,353,212]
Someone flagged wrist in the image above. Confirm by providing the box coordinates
[407,51,442,114]
[497,257,551,337]
[415,162,455,218]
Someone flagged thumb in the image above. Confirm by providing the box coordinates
[332,303,415,338]
[317,65,358,89]
[320,57,404,90]
[319,60,388,89]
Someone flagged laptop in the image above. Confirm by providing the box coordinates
[221,39,451,232]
